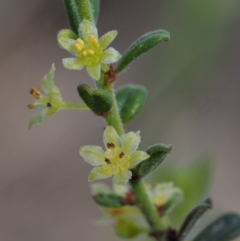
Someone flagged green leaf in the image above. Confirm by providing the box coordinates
[152,156,214,228]
[90,0,100,23]
[114,218,146,239]
[178,198,212,241]
[63,0,80,35]
[117,30,170,73]
[134,144,173,178]
[77,84,112,115]
[116,84,147,124]
[93,193,124,208]
[192,213,240,241]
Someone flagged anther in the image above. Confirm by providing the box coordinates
[119,152,125,158]
[107,143,115,149]
[77,38,84,46]
[47,103,52,107]
[89,35,98,46]
[33,91,40,99]
[29,87,38,95]
[105,158,111,164]
[28,104,35,109]
[82,50,88,57]
[75,43,83,51]
[87,49,94,56]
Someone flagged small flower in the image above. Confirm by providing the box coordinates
[27,64,64,129]
[148,182,184,215]
[57,19,121,80]
[80,126,149,184]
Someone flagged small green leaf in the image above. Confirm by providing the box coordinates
[77,84,112,115]
[134,144,173,178]
[63,0,80,35]
[93,193,124,208]
[114,218,146,239]
[192,213,240,241]
[117,30,170,73]
[178,198,212,241]
[90,0,100,23]
[116,84,147,124]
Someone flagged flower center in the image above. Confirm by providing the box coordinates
[103,143,130,176]
[28,87,61,111]
[74,35,103,66]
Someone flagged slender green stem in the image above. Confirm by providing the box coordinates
[62,102,89,110]
[76,0,94,22]
[97,73,124,136]
[130,179,165,232]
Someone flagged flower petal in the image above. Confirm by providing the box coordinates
[99,30,118,49]
[86,63,101,80]
[80,145,105,166]
[58,29,78,39]
[63,58,84,70]
[101,47,121,64]
[90,183,112,195]
[88,166,112,182]
[113,184,129,196]
[79,19,98,41]
[120,131,141,155]
[129,151,149,169]
[113,170,132,184]
[28,115,45,129]
[103,126,120,149]
[58,37,77,55]
[40,64,60,94]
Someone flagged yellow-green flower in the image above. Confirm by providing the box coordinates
[27,64,64,129]
[28,64,88,129]
[148,182,184,214]
[80,126,149,184]
[57,19,121,80]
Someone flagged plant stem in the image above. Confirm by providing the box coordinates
[76,0,164,238]
[76,0,94,22]
[97,72,165,238]
[130,179,165,232]
[97,73,124,136]
[62,102,89,110]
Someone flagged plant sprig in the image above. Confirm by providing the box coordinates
[27,0,240,241]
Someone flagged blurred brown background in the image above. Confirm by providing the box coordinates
[0,0,240,240]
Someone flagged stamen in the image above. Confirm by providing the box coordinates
[75,43,83,51]
[29,87,38,95]
[87,49,94,56]
[89,35,99,46]
[77,38,84,46]
[82,50,88,57]
[107,143,115,149]
[28,104,35,109]
[119,152,125,158]
[105,158,111,164]
[33,91,40,99]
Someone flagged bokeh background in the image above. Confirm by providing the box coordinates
[0,0,240,240]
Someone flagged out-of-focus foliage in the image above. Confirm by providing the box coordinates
[143,0,240,136]
[152,156,214,228]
